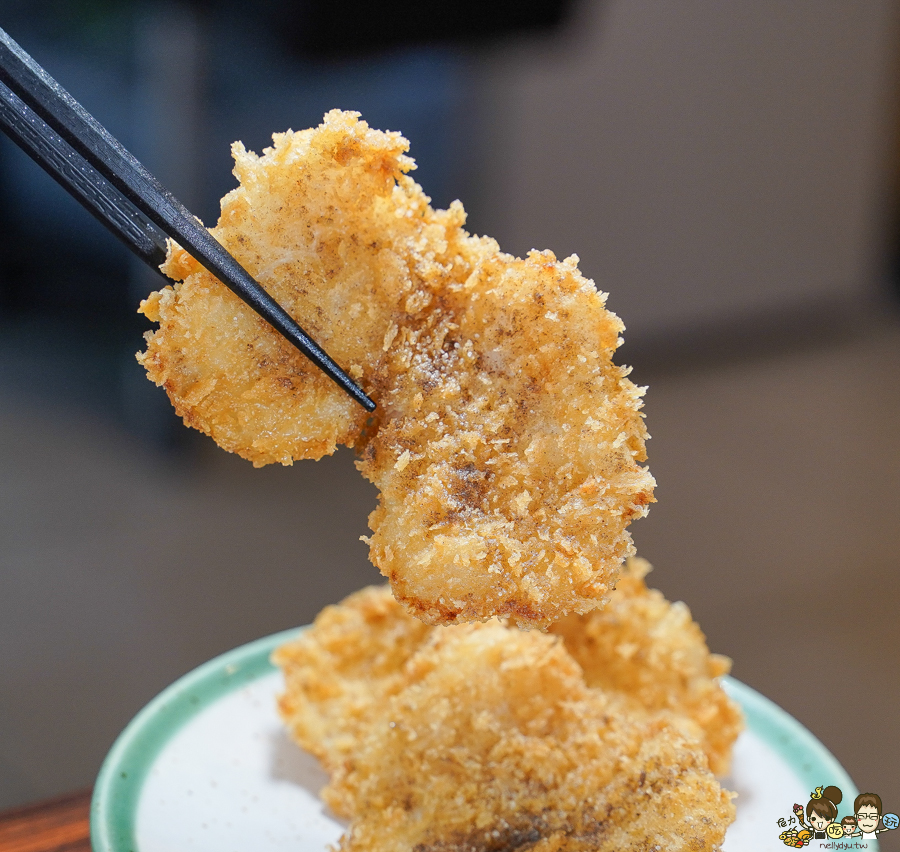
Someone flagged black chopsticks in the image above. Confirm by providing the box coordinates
[0,26,375,413]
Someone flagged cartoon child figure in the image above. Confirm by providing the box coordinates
[855,792,897,840]
[806,786,843,840]
[840,816,858,837]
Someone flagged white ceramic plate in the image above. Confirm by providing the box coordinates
[91,628,863,852]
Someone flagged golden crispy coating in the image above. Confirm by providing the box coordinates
[275,576,742,778]
[323,623,734,852]
[361,250,654,627]
[550,558,743,776]
[273,586,430,782]
[138,110,654,626]
[139,110,469,464]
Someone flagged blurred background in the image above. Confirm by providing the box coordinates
[0,0,898,841]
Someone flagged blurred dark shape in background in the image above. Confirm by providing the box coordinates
[0,0,899,839]
[247,0,573,57]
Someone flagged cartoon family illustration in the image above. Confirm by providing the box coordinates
[777,786,898,846]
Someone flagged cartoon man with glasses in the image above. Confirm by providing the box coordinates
[854,792,898,840]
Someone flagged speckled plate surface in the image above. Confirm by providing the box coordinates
[91,628,863,852]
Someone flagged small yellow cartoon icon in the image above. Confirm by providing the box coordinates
[826,823,844,839]
[810,787,824,800]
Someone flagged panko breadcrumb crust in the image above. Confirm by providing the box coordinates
[138,110,655,628]
[549,558,743,776]
[274,562,743,784]
[274,585,431,777]
[274,586,737,852]
[332,626,734,852]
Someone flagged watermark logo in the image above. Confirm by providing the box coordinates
[776,786,898,847]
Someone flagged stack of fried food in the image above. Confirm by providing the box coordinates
[137,111,742,849]
[275,559,741,852]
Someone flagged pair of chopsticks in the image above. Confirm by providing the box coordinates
[0,27,375,413]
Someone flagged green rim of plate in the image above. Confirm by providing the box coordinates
[91,632,857,852]
[91,626,303,852]
[721,678,857,796]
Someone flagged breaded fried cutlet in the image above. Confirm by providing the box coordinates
[320,623,735,852]
[275,571,742,782]
[138,110,654,628]
[360,249,654,628]
[550,558,743,776]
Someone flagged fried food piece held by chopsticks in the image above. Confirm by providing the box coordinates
[138,110,655,626]
[323,623,735,852]
[139,110,462,465]
[550,557,743,776]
